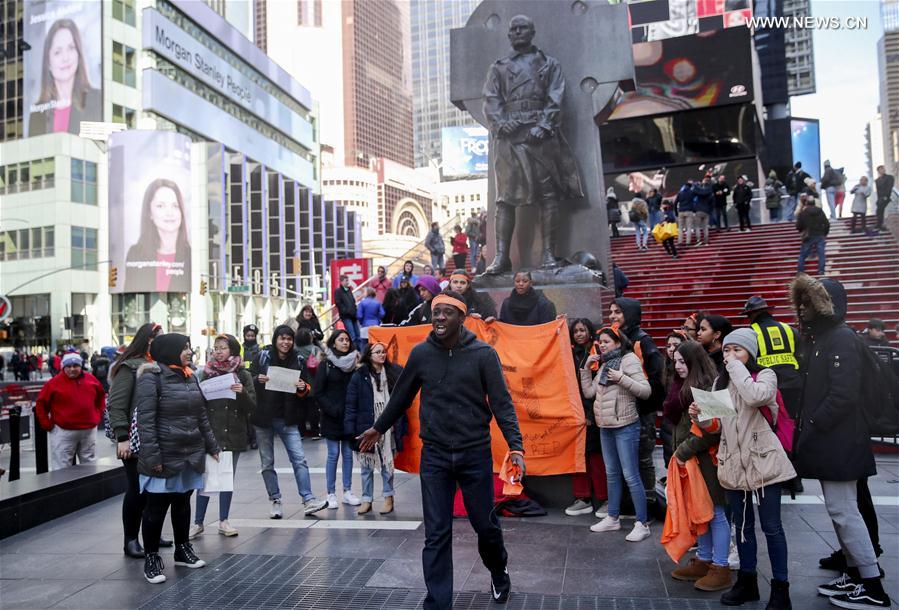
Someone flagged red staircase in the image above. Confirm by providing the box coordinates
[610,217,899,345]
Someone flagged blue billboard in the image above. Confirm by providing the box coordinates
[441,126,488,178]
[790,118,821,182]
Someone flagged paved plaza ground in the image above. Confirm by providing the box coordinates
[1,439,897,609]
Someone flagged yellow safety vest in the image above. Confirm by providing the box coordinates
[751,321,798,369]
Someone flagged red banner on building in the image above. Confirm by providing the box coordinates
[329,258,370,295]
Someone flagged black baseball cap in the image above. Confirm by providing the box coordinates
[740,296,770,316]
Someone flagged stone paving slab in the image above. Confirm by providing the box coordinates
[0,441,896,609]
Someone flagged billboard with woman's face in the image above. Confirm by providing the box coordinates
[23,1,102,137]
[108,131,193,294]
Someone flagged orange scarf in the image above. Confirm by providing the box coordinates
[168,364,193,378]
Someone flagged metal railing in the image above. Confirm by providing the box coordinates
[869,346,899,448]
[1,382,47,482]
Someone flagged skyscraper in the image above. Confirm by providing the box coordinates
[880,0,899,173]
[783,0,816,95]
[411,0,480,169]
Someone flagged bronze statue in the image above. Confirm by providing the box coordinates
[482,15,583,274]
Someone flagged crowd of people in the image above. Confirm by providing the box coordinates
[12,255,895,608]
[607,161,895,264]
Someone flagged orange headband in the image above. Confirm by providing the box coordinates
[449,271,470,280]
[431,294,467,314]
[597,323,621,340]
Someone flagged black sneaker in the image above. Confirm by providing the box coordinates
[144,552,166,584]
[829,580,892,609]
[820,549,848,572]
[818,573,858,597]
[173,543,206,569]
[491,567,511,604]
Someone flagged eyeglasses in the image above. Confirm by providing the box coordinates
[681,325,696,332]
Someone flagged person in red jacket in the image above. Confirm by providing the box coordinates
[35,352,106,470]
[451,225,469,272]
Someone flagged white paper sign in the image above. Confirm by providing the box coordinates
[202,451,233,493]
[692,387,737,421]
[199,373,237,401]
[265,366,302,394]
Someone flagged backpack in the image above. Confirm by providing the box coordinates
[856,341,899,436]
[751,372,796,453]
[628,209,641,223]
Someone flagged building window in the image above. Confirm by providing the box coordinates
[112,41,136,87]
[0,158,55,194]
[71,226,98,270]
[112,0,136,25]
[297,0,307,25]
[0,226,55,262]
[71,159,98,204]
[112,104,136,128]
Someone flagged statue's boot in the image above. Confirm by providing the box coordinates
[484,204,514,275]
[540,199,560,269]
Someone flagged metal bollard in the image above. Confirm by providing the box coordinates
[34,420,48,475]
[9,406,21,481]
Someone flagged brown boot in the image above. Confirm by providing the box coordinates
[671,558,711,581]
[695,564,733,591]
[379,497,394,515]
[357,502,372,515]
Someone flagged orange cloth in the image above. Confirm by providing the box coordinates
[661,456,714,563]
[168,364,193,377]
[499,450,525,495]
[369,318,586,475]
[691,421,720,465]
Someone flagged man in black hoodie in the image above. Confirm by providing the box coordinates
[791,275,889,609]
[608,297,665,513]
[358,291,525,609]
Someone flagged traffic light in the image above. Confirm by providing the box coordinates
[108,266,118,288]
[199,279,208,295]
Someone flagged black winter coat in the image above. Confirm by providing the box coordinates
[334,287,357,319]
[250,348,314,428]
[197,367,256,451]
[615,298,665,414]
[373,327,523,452]
[343,363,408,451]
[135,363,219,477]
[499,291,556,326]
[732,183,753,208]
[314,357,357,440]
[793,277,876,481]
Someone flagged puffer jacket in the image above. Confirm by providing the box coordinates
[791,275,876,481]
[197,367,256,451]
[135,363,220,478]
[715,361,795,492]
[107,357,150,441]
[579,352,651,428]
[314,357,357,440]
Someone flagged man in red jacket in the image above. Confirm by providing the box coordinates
[35,352,106,470]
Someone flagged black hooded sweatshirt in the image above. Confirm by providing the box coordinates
[793,276,875,481]
[373,326,523,452]
[614,298,665,415]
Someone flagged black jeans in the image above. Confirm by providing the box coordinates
[420,444,507,610]
[737,205,751,230]
[122,458,146,539]
[858,477,883,556]
[876,197,889,229]
[142,491,193,553]
[662,238,677,257]
[851,212,867,233]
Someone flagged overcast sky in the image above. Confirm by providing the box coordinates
[790,0,883,181]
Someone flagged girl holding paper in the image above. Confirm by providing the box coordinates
[690,328,795,609]
[190,334,256,539]
[579,325,652,542]
[665,341,730,592]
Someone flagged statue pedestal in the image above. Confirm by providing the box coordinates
[473,265,613,326]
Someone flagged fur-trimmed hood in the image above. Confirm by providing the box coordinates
[136,362,161,378]
[790,274,847,325]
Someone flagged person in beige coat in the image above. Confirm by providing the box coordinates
[579,326,652,542]
[691,328,795,609]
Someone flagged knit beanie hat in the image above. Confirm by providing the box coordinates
[61,353,82,367]
[150,333,190,367]
[722,328,758,358]
[243,324,259,335]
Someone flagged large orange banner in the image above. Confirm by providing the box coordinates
[368,318,585,475]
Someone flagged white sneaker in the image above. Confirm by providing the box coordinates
[188,523,204,540]
[343,491,362,506]
[594,502,609,519]
[565,499,594,516]
[303,498,329,516]
[625,521,651,542]
[327,493,339,509]
[270,499,283,519]
[590,516,621,532]
[218,520,238,537]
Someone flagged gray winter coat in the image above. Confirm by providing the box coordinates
[850,183,871,214]
[106,357,149,441]
[135,363,219,477]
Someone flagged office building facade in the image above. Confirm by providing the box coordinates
[0,0,359,353]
